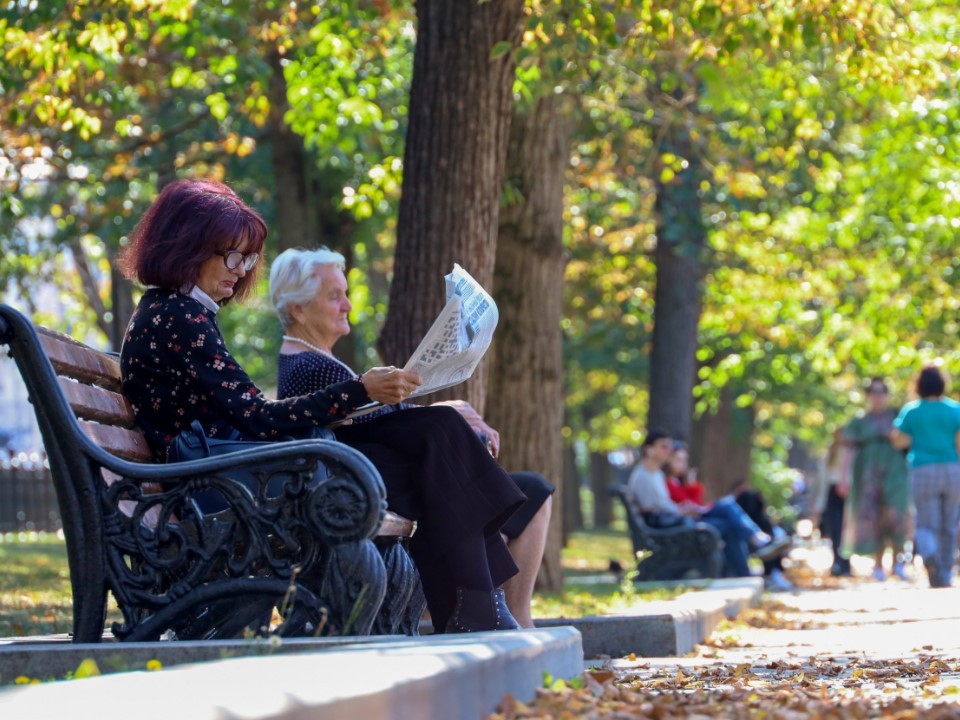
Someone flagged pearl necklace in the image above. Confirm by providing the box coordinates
[282,335,334,357]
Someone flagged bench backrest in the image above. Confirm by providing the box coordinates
[37,328,154,462]
[610,484,657,552]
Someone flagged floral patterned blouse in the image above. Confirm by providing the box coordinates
[120,288,370,459]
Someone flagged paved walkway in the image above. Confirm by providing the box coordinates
[606,550,960,716]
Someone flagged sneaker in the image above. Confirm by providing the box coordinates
[753,534,791,561]
[893,562,910,581]
[765,568,794,592]
[872,567,886,581]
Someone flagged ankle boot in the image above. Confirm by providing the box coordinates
[445,587,520,633]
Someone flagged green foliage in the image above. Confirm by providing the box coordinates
[552,0,960,464]
[218,280,283,390]
[1,0,411,356]
[4,0,960,484]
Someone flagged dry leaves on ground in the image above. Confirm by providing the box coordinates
[489,655,960,719]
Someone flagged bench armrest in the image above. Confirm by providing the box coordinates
[95,437,387,545]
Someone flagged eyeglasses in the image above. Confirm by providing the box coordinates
[220,250,259,271]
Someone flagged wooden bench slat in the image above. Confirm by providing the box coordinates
[79,420,154,462]
[58,377,139,428]
[38,329,122,391]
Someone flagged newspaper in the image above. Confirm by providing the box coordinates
[403,263,499,398]
[342,264,498,421]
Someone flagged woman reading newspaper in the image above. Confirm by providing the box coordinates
[270,247,553,632]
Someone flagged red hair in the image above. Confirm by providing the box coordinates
[118,179,268,304]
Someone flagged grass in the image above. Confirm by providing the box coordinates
[0,525,688,637]
[561,526,635,576]
[530,526,688,619]
[0,533,74,637]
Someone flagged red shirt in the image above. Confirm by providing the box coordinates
[666,476,705,505]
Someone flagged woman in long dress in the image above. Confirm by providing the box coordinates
[842,378,912,580]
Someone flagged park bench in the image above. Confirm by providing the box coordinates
[0,304,425,643]
[610,485,724,581]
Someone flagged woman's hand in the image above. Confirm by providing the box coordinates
[431,399,500,457]
[360,367,422,405]
[889,427,910,450]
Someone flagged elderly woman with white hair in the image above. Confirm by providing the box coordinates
[269,247,553,632]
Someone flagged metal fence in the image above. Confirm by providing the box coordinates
[0,459,62,533]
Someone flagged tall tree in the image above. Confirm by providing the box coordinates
[647,119,707,440]
[267,48,316,253]
[378,0,524,411]
[486,94,572,591]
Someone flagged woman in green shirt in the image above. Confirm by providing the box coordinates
[892,366,960,588]
[842,378,911,581]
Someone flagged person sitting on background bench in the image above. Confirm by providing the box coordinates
[268,247,554,629]
[729,478,794,592]
[627,431,787,577]
[118,179,528,634]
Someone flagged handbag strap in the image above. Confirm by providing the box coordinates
[188,419,211,455]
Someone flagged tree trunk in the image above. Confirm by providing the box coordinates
[378,0,524,413]
[68,238,108,341]
[109,263,135,351]
[690,386,754,501]
[646,124,707,442]
[267,49,315,253]
[562,442,583,542]
[590,451,614,529]
[485,95,571,592]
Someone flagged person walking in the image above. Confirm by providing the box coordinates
[842,378,912,581]
[892,366,960,588]
[820,429,852,577]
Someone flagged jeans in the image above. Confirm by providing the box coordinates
[701,498,761,577]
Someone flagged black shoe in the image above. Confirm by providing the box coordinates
[445,587,520,633]
[923,555,942,587]
[830,558,851,577]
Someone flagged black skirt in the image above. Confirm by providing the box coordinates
[333,405,526,587]
[502,471,555,539]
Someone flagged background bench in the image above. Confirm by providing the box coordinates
[610,485,723,581]
[0,304,424,642]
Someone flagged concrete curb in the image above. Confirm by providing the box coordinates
[0,634,409,682]
[0,628,583,720]
[537,576,764,658]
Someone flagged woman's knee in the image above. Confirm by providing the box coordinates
[529,495,553,532]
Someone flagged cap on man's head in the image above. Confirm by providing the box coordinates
[641,429,671,448]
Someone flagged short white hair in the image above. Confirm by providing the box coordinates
[269,247,346,329]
